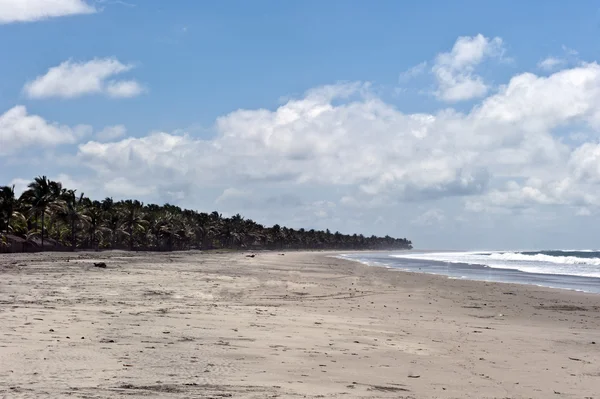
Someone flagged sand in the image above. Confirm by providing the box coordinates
[0,250,599,398]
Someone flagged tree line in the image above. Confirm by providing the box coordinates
[0,176,413,252]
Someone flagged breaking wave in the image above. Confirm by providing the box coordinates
[390,250,600,278]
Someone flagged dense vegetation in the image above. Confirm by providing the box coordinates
[0,176,412,252]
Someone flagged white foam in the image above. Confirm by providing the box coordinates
[487,252,600,265]
[390,251,600,279]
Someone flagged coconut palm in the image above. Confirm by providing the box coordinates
[104,212,125,249]
[2,176,413,252]
[56,190,91,250]
[21,176,55,249]
[120,200,147,250]
[158,211,180,251]
[82,199,105,250]
[0,185,17,234]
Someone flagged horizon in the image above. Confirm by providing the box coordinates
[2,1,600,249]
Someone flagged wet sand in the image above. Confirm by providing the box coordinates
[0,250,599,398]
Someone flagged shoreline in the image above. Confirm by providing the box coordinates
[338,251,600,294]
[1,250,599,398]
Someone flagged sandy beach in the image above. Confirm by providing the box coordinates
[0,250,599,398]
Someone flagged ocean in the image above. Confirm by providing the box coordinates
[338,250,600,294]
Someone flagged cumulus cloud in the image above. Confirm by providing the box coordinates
[71,61,600,218]
[465,176,599,215]
[23,58,144,99]
[56,64,564,206]
[7,33,600,248]
[0,106,84,156]
[6,34,600,243]
[569,143,600,184]
[79,132,199,175]
[433,34,504,102]
[0,0,95,24]
[96,125,127,141]
[475,63,600,130]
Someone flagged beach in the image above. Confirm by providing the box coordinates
[0,250,599,398]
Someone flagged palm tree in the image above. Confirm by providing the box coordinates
[204,211,223,249]
[57,190,91,251]
[83,199,104,250]
[120,200,146,250]
[158,211,179,251]
[147,214,165,250]
[2,176,414,252]
[105,212,125,249]
[22,176,53,249]
[99,197,123,248]
[0,185,17,234]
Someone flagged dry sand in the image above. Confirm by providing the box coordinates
[0,250,599,398]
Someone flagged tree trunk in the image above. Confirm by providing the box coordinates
[128,225,133,251]
[41,209,45,250]
[71,217,76,251]
[91,226,97,250]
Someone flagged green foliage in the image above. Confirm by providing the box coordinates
[0,178,413,252]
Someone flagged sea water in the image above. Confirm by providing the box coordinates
[338,250,600,293]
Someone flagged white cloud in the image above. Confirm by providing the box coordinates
[106,80,145,98]
[399,61,428,82]
[562,45,579,56]
[7,174,88,198]
[23,58,144,99]
[0,0,95,24]
[7,33,600,248]
[104,177,155,197]
[433,34,504,102]
[538,56,565,71]
[475,63,600,130]
[96,125,127,141]
[54,173,85,192]
[78,132,198,175]
[70,61,600,222]
[538,46,581,72]
[4,34,600,247]
[465,176,599,214]
[8,178,30,196]
[569,143,600,184]
[0,106,81,155]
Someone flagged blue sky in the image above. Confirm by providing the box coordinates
[3,0,599,131]
[2,0,600,249]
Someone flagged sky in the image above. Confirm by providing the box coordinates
[2,0,600,250]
